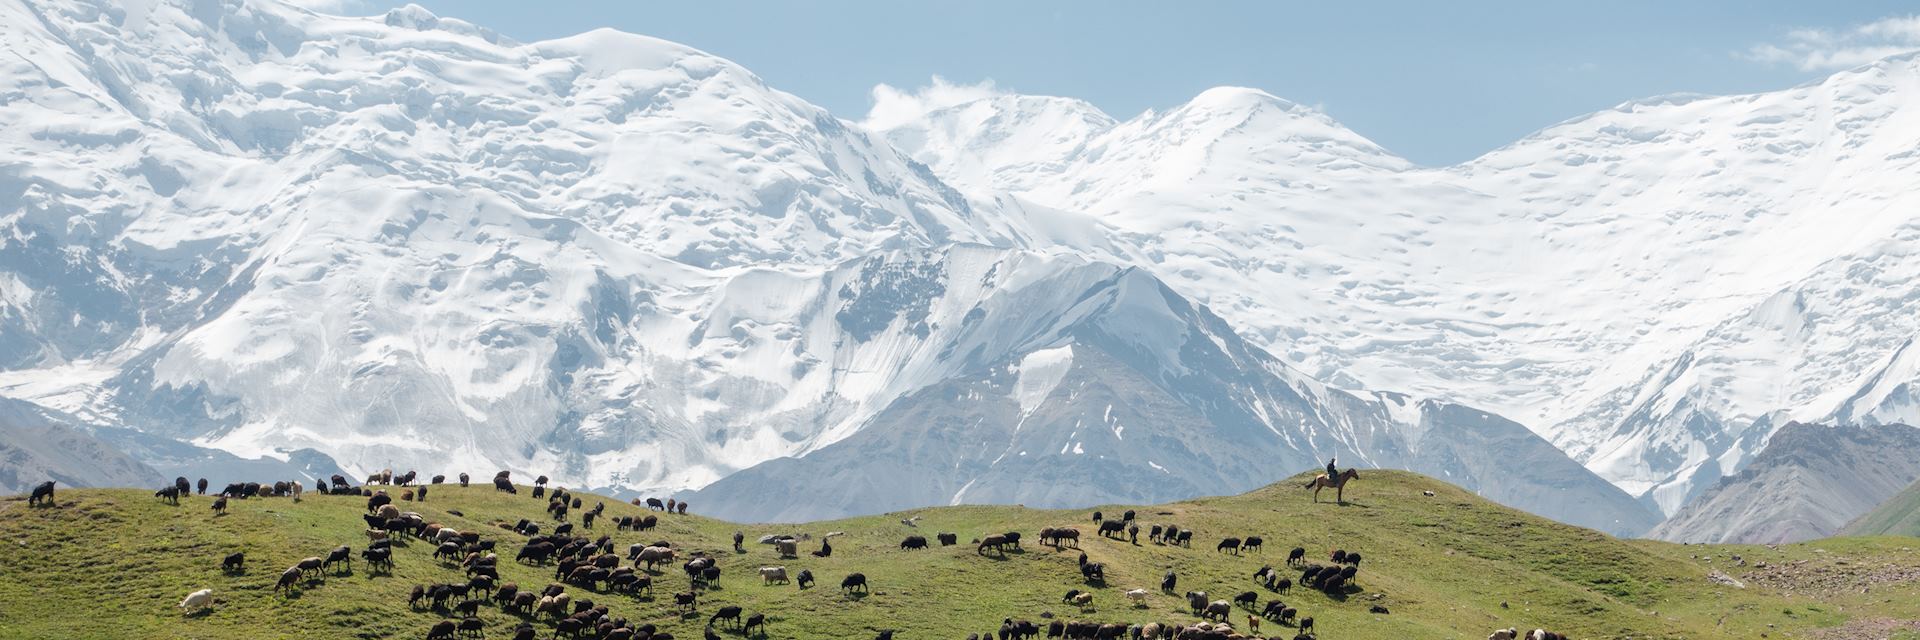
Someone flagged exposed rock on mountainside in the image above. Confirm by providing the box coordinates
[1650,422,1920,543]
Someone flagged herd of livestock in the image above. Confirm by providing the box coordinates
[15,474,1572,640]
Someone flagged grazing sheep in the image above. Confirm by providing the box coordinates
[899,535,927,550]
[840,573,868,593]
[759,566,788,585]
[177,588,214,613]
[28,481,55,507]
[1125,588,1149,606]
[1344,551,1363,567]
[1099,520,1126,539]
[1185,591,1208,614]
[1243,536,1263,552]
[796,569,814,589]
[426,620,457,640]
[634,546,676,569]
[1070,592,1093,609]
[1203,600,1232,621]
[1234,590,1258,609]
[709,605,743,628]
[673,591,697,612]
[222,552,245,573]
[273,568,301,593]
[457,617,484,638]
[296,556,324,578]
[1300,617,1314,634]
[1162,570,1177,592]
[509,591,537,615]
[323,545,352,573]
[1217,537,1242,554]
[1287,547,1307,566]
[155,486,180,505]
[936,532,957,546]
[743,613,765,636]
[977,535,1009,555]
[210,497,228,515]
[362,547,393,572]
[1529,631,1568,640]
[1487,629,1519,640]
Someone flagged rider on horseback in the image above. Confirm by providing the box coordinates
[1326,457,1338,482]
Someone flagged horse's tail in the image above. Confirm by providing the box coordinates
[1303,477,1317,489]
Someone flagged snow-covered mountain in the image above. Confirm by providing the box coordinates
[3,0,1916,530]
[878,57,1920,514]
[0,0,1044,492]
[688,249,1658,534]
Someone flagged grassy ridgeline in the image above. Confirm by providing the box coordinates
[1,471,1916,639]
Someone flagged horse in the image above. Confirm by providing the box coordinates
[1305,468,1360,503]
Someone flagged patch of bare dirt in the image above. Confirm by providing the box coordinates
[1741,557,1920,597]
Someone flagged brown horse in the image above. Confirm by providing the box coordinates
[1305,469,1360,503]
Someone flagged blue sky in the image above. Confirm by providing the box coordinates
[344,1,1920,166]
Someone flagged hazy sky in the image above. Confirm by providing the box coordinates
[340,1,1920,166]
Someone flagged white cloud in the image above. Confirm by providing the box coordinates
[1742,15,1920,71]
[862,76,1005,131]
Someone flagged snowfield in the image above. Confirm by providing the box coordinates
[3,0,1917,523]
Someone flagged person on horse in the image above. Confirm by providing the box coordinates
[1326,457,1338,482]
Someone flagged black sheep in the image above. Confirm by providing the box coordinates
[222,552,245,573]
[840,573,868,592]
[28,481,54,507]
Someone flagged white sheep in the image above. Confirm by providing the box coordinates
[1488,629,1518,640]
[177,588,213,613]
[1124,588,1149,605]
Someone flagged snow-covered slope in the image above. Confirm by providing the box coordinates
[689,257,1658,534]
[878,57,1920,514]
[0,0,1049,492]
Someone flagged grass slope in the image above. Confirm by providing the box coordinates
[1,471,1917,640]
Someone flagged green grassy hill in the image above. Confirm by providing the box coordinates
[1842,477,1920,538]
[2,471,1917,640]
